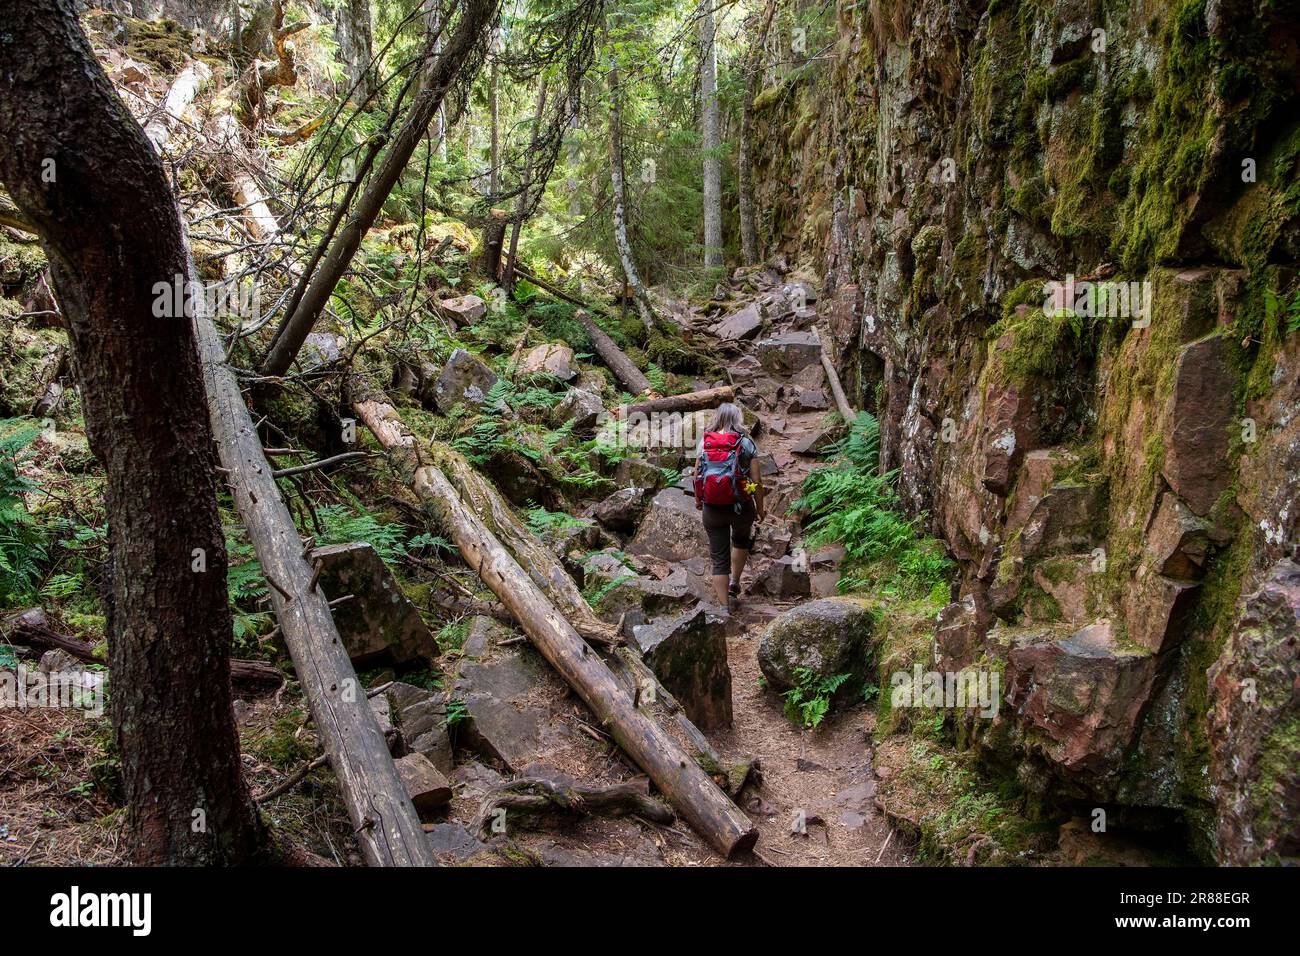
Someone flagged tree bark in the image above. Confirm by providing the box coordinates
[577,308,653,396]
[260,0,497,377]
[501,79,549,291]
[605,25,656,331]
[699,0,723,268]
[488,28,502,195]
[333,0,376,102]
[737,0,776,265]
[194,267,435,868]
[0,0,264,865]
[478,208,509,279]
[351,382,758,858]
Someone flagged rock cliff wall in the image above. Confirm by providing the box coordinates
[750,0,1300,863]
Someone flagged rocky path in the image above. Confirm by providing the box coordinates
[686,267,910,866]
[387,265,910,867]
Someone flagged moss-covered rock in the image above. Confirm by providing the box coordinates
[757,596,876,707]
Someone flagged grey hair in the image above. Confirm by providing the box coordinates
[710,402,745,433]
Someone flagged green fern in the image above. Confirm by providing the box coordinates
[782,669,851,729]
[793,412,952,598]
[0,418,47,607]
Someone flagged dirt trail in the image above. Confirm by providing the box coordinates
[674,268,911,867]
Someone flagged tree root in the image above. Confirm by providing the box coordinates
[475,775,675,839]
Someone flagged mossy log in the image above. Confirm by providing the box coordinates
[351,376,758,858]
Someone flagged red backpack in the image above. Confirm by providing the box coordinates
[694,432,749,508]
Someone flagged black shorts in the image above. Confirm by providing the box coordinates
[701,502,756,576]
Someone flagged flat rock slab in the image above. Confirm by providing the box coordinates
[714,302,764,341]
[310,542,439,667]
[384,681,454,773]
[453,641,605,776]
[426,822,494,864]
[756,331,822,375]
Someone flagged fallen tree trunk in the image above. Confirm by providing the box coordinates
[351,378,758,858]
[578,310,652,396]
[508,265,652,396]
[606,645,757,798]
[619,385,732,418]
[210,113,281,241]
[144,62,212,152]
[424,441,619,647]
[815,329,856,422]
[192,257,434,867]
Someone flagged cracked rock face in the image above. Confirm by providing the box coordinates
[1208,559,1300,866]
[745,0,1299,861]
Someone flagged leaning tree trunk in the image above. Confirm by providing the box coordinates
[261,0,498,377]
[605,32,656,331]
[699,0,723,268]
[351,379,758,858]
[0,0,264,864]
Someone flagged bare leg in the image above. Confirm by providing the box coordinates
[711,574,730,606]
[731,547,750,591]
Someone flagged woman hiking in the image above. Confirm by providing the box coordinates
[693,402,765,611]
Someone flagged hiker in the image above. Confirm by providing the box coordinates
[693,402,765,609]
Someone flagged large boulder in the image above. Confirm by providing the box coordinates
[310,543,439,667]
[1207,559,1300,865]
[438,294,486,326]
[755,555,811,600]
[1001,621,1163,778]
[383,681,453,773]
[520,342,576,380]
[552,387,604,429]
[757,596,875,705]
[395,753,452,816]
[756,331,822,375]
[430,348,498,412]
[593,486,649,532]
[627,487,709,563]
[631,603,733,732]
[787,386,828,413]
